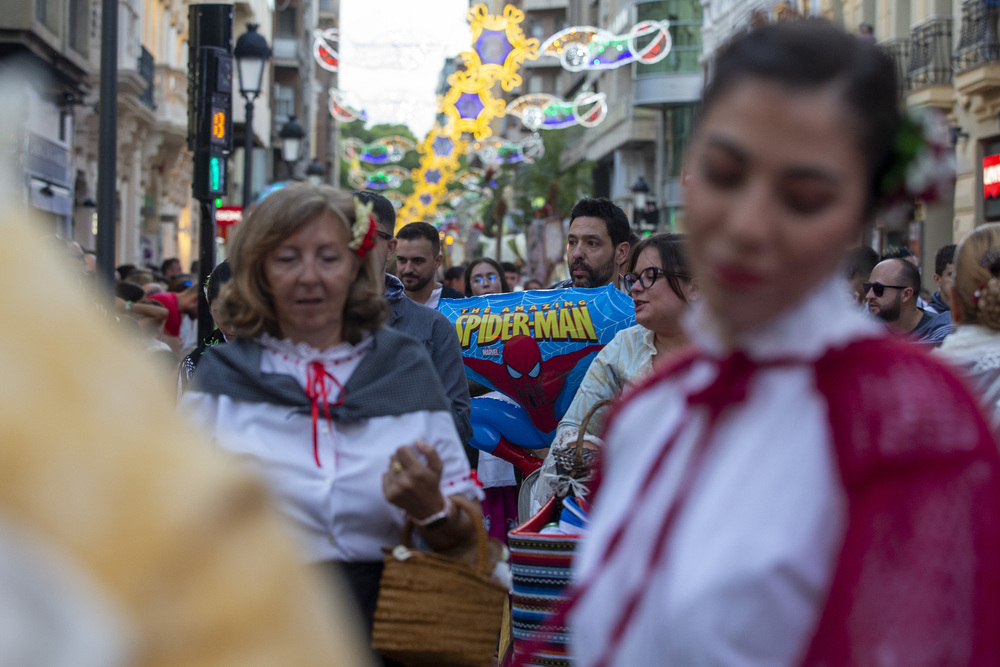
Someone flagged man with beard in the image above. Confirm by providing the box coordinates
[865,257,953,346]
[395,222,465,308]
[355,193,473,451]
[550,197,631,290]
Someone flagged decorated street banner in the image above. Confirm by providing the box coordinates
[438,286,635,459]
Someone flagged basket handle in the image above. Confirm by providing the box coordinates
[401,494,493,578]
[573,398,614,471]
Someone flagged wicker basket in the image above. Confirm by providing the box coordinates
[508,398,612,666]
[371,495,508,666]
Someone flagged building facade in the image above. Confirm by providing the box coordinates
[701,0,996,289]
[553,0,704,231]
[0,0,93,240]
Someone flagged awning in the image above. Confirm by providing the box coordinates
[29,179,73,216]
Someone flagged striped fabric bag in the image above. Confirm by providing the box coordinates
[507,497,579,667]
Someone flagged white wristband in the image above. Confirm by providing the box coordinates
[409,496,452,527]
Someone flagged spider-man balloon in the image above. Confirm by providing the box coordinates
[438,286,635,475]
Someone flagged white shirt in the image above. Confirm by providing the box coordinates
[181,334,480,563]
[570,277,880,666]
[424,286,443,310]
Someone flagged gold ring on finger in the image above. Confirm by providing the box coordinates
[391,460,404,473]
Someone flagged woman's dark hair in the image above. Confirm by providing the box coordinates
[703,20,901,211]
[626,233,692,302]
[464,257,510,296]
[205,259,231,304]
[115,281,145,303]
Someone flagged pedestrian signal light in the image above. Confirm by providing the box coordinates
[211,108,228,143]
[209,157,223,191]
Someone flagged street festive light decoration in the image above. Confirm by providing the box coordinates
[465,4,540,91]
[438,3,539,140]
[347,161,411,191]
[343,136,415,164]
[540,20,672,71]
[402,4,538,226]
[384,191,406,209]
[328,89,367,123]
[505,92,608,131]
[399,124,469,230]
[438,74,507,140]
[312,28,340,72]
[469,135,544,165]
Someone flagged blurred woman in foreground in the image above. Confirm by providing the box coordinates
[181,184,481,647]
[554,21,1000,666]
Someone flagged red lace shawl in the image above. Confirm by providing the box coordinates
[516,337,1000,666]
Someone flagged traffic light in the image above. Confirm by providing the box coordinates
[188,4,233,201]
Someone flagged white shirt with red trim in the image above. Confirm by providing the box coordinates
[570,277,881,666]
[181,334,481,564]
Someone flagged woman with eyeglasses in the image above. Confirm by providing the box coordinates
[532,233,695,507]
[464,257,510,297]
[529,20,1000,667]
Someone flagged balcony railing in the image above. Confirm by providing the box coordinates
[954,0,1000,73]
[908,16,952,89]
[138,46,156,109]
[154,63,188,131]
[879,37,910,100]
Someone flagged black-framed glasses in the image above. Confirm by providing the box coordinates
[623,267,690,295]
[862,282,907,298]
[473,273,499,287]
[375,230,393,242]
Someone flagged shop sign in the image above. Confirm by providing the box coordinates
[984,154,1000,199]
[216,206,242,226]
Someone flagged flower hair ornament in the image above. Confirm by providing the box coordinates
[350,197,379,258]
[878,109,955,225]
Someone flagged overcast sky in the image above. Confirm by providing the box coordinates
[339,0,472,139]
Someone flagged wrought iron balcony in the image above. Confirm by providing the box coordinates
[908,16,952,90]
[954,0,1000,73]
[879,37,910,100]
[138,46,156,109]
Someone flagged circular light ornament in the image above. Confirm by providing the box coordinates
[312,28,340,72]
[540,20,671,72]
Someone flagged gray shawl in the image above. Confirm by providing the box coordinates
[190,326,450,422]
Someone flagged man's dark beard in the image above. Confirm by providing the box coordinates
[402,272,433,294]
[570,256,616,288]
[874,292,903,323]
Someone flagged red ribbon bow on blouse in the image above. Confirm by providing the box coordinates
[304,360,345,467]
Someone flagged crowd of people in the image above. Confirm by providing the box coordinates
[20,17,1000,667]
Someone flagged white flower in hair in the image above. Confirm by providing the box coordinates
[350,197,377,256]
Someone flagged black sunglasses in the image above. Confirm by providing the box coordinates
[623,267,690,295]
[862,282,908,298]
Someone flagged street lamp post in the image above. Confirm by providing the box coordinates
[234,23,270,210]
[631,175,651,229]
[305,159,324,186]
[279,116,305,180]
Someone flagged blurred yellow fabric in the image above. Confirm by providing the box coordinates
[0,219,372,666]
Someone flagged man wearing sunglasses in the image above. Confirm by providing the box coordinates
[865,258,953,346]
[353,191,473,453]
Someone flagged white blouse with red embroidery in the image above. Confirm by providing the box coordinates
[570,277,882,666]
[181,334,481,563]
